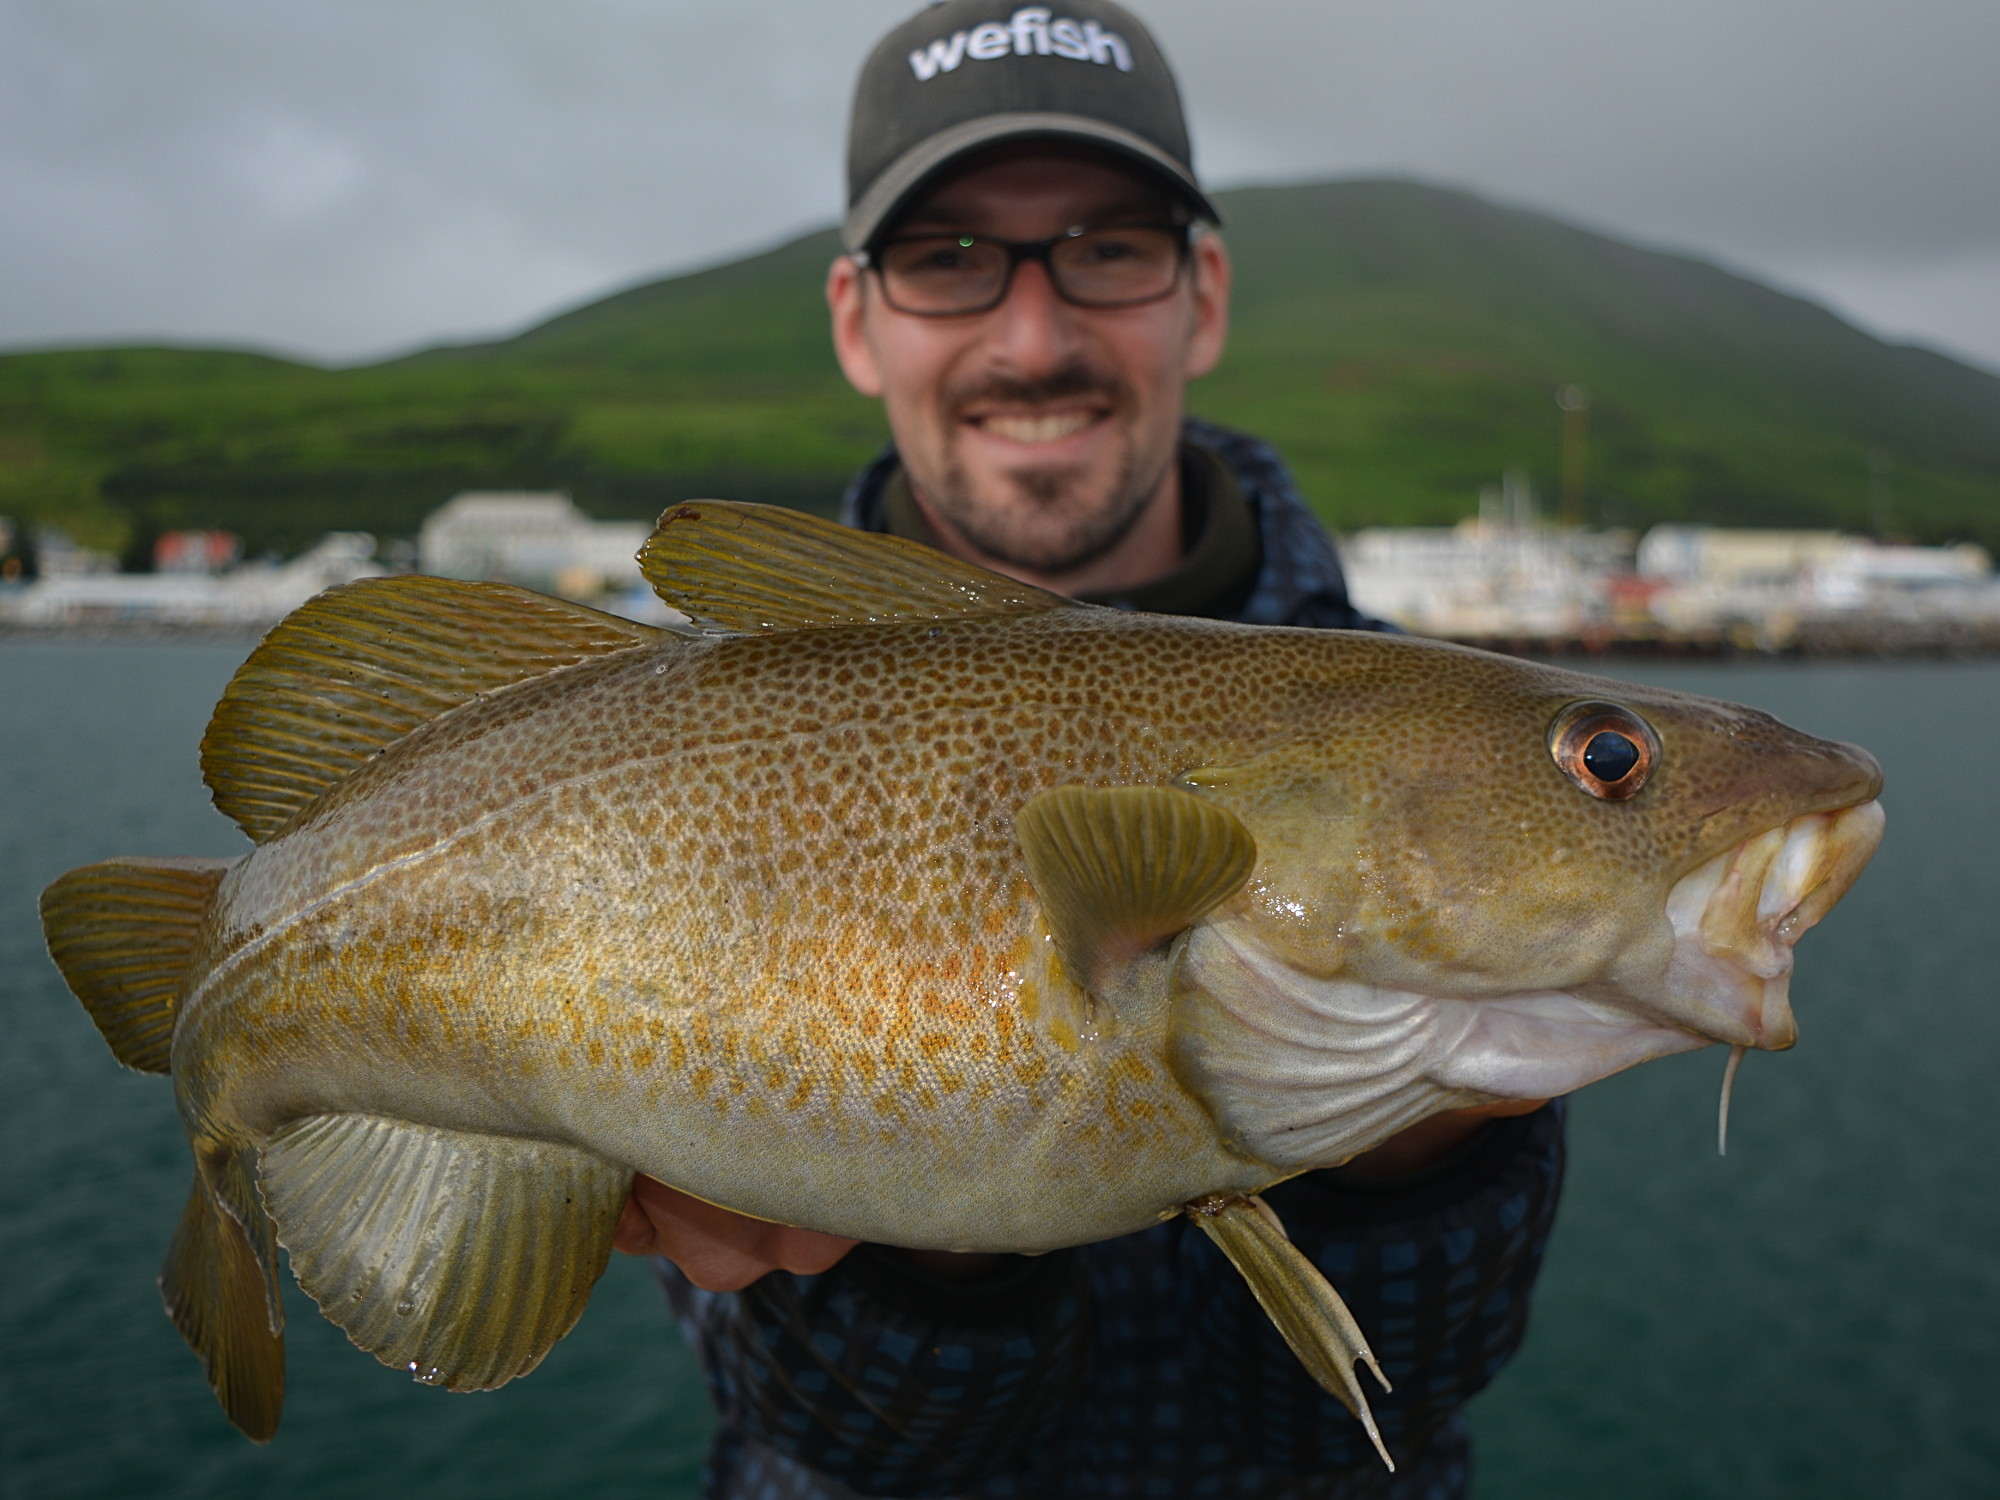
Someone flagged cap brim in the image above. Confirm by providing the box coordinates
[842,111,1220,252]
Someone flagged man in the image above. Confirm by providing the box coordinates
[615,4,1562,1494]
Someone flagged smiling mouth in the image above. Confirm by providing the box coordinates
[970,409,1102,445]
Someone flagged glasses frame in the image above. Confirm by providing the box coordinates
[857,222,1196,318]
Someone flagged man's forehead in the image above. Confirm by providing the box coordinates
[892,145,1180,234]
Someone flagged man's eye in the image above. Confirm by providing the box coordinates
[895,241,985,275]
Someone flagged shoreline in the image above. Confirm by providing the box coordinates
[6,619,2000,659]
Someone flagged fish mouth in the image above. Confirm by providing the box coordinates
[1166,798,1886,1174]
[1656,799,1885,1050]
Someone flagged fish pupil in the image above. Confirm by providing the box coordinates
[1583,731,1640,782]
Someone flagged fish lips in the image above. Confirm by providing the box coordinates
[1639,796,1886,1051]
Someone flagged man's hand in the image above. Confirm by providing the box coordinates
[1329,1097,1550,1181]
[613,1175,859,1291]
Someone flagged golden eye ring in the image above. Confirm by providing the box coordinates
[1548,701,1660,801]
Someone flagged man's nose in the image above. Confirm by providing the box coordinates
[985,258,1083,374]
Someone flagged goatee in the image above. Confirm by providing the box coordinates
[922,363,1172,576]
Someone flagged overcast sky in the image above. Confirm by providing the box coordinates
[3,0,1995,372]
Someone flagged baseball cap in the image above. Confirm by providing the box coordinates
[844,1,1219,253]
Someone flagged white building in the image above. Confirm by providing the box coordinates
[1639,525,1997,639]
[1341,475,1632,639]
[418,492,651,598]
[1342,520,1630,638]
[31,529,120,579]
[1,533,382,629]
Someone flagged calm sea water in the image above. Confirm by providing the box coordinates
[1,644,1993,1498]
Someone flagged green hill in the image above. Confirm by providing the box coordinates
[2,178,1995,566]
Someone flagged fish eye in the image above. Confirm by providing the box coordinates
[1548,701,1660,801]
[1583,731,1639,782]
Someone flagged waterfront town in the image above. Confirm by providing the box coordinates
[2,483,1995,655]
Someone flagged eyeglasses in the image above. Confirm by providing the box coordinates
[859,223,1192,317]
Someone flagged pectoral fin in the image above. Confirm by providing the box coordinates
[258,1114,629,1391]
[1187,1193,1394,1472]
[1016,786,1255,997]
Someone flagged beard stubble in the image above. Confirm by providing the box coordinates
[918,362,1176,577]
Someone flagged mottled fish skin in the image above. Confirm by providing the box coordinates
[38,518,1886,1445]
[172,608,1880,1251]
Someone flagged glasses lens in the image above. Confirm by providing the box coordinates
[1050,227,1184,307]
[878,236,1010,314]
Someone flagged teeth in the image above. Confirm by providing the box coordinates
[1760,814,1831,923]
[979,411,1094,444]
[1664,800,1885,1049]
[1776,801,1885,943]
[1699,824,1789,977]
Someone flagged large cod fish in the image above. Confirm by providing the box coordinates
[42,502,1884,1465]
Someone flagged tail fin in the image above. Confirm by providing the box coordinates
[40,856,236,1074]
[160,1169,286,1441]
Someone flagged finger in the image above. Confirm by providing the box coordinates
[767,1225,861,1279]
[611,1180,661,1256]
[615,1175,859,1289]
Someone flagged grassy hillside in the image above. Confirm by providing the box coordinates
[1,178,1994,564]
[1205,181,2000,538]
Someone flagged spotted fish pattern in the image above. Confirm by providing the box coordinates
[40,501,1884,1447]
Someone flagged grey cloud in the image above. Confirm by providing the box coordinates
[1160,0,2000,265]
[0,0,908,358]
[0,0,1993,369]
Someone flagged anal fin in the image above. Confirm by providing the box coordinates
[211,1147,285,1334]
[159,1171,286,1442]
[1187,1193,1395,1472]
[259,1115,629,1391]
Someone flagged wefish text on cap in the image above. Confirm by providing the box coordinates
[906,10,1135,81]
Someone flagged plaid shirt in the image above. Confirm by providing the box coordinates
[659,429,1566,1498]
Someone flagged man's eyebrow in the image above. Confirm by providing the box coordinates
[893,196,1180,233]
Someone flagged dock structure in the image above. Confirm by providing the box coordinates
[1342,510,2000,658]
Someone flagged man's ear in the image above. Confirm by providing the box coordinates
[827,256,884,398]
[1183,232,1231,381]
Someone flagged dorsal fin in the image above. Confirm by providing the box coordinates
[639,500,1072,633]
[202,576,666,843]
[1015,785,1257,997]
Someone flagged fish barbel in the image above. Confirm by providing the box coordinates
[41,503,1884,1462]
